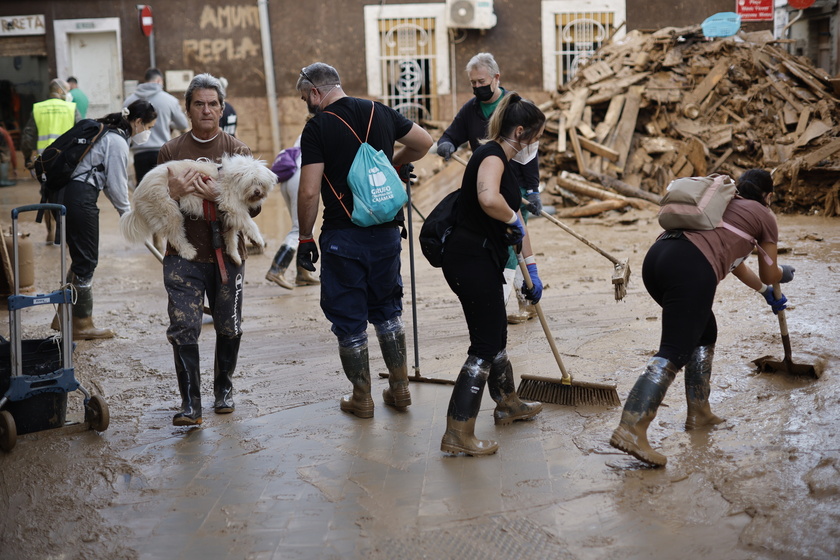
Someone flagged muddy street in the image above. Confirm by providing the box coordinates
[0,175,838,560]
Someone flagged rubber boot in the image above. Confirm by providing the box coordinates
[296,264,320,286]
[609,356,678,467]
[488,350,542,425]
[265,245,295,290]
[377,324,411,409]
[684,345,725,430]
[213,334,240,414]
[338,338,374,418]
[507,287,537,324]
[440,355,498,456]
[172,344,203,426]
[72,286,114,340]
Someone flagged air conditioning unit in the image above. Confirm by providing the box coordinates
[446,0,497,30]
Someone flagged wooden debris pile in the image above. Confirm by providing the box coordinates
[540,26,840,216]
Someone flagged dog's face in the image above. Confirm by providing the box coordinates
[219,154,277,207]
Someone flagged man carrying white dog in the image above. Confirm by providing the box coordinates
[296,62,433,419]
[158,73,253,426]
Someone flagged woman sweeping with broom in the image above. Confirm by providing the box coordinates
[439,93,545,456]
[610,169,795,467]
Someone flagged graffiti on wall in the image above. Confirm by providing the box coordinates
[183,5,261,65]
[199,5,260,31]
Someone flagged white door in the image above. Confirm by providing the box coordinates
[68,31,121,118]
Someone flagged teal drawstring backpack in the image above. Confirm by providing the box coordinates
[324,102,407,227]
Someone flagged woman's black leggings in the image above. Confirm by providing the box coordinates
[442,241,506,363]
[642,236,718,369]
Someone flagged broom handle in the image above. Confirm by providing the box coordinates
[520,197,621,266]
[518,255,571,383]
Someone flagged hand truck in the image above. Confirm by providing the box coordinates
[0,203,109,452]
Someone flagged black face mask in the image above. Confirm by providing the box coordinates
[473,84,494,102]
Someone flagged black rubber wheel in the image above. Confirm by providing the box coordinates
[0,410,17,452]
[86,396,110,432]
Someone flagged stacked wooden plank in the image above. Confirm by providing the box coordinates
[540,26,840,216]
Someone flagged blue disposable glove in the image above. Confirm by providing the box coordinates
[503,214,526,246]
[436,141,456,161]
[759,284,787,315]
[396,163,415,184]
[524,191,543,216]
[297,238,319,272]
[522,263,543,304]
[779,264,795,283]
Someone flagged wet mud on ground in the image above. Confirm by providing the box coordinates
[0,177,838,559]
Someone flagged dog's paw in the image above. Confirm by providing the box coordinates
[176,244,197,261]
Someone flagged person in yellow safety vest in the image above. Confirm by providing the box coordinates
[21,78,81,165]
[21,78,81,242]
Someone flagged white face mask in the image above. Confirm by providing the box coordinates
[504,137,539,165]
[514,140,539,165]
[65,93,73,102]
[133,129,152,145]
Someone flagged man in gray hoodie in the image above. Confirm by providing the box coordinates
[124,68,189,183]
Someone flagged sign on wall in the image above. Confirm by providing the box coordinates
[0,14,46,36]
[736,0,774,21]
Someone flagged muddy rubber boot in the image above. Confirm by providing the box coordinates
[507,288,537,325]
[488,350,542,425]
[684,345,725,430]
[376,321,411,409]
[441,355,498,456]
[609,356,678,467]
[72,286,114,340]
[265,245,295,290]
[338,339,374,418]
[296,264,320,286]
[172,344,203,426]
[213,334,240,414]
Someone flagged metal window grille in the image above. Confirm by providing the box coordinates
[376,17,438,122]
[552,12,615,87]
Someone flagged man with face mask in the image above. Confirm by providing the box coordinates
[437,53,542,324]
[295,62,433,421]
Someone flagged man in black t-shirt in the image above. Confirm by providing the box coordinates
[296,62,433,419]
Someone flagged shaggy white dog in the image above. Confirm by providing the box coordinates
[120,154,275,265]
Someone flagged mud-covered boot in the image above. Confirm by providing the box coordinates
[684,345,725,430]
[441,355,498,456]
[172,344,203,426]
[507,287,537,324]
[609,356,678,467]
[488,350,542,425]
[72,285,114,340]
[376,318,411,409]
[296,264,320,286]
[265,244,295,290]
[213,334,240,414]
[338,334,374,418]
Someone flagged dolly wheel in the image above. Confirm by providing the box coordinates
[0,410,17,452]
[86,396,110,432]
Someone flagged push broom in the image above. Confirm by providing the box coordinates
[514,254,621,407]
